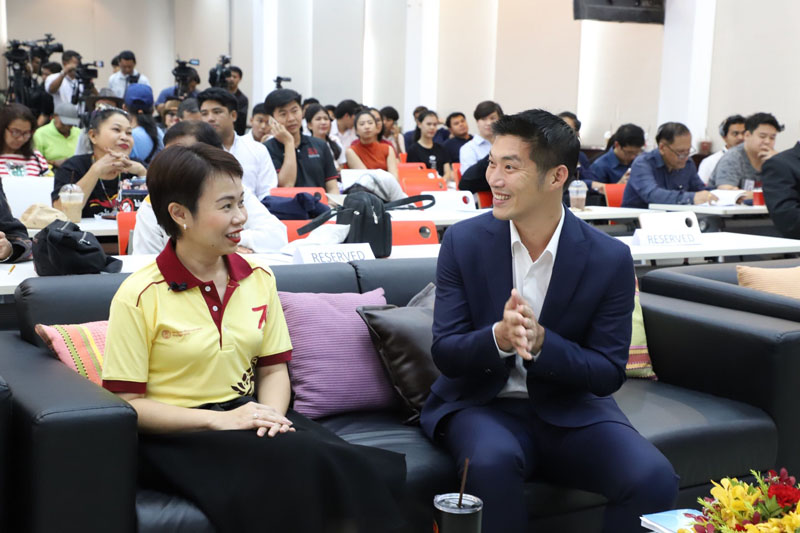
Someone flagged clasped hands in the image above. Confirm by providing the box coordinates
[494,289,545,361]
[94,148,146,179]
[214,401,295,438]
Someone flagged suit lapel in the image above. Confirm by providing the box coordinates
[483,215,513,320]
[539,209,589,328]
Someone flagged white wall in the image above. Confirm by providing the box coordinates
[362,0,406,111]
[310,0,364,104]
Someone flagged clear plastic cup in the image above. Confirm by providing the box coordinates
[58,184,84,223]
[568,180,588,210]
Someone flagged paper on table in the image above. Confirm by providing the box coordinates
[703,189,746,206]
[640,509,701,533]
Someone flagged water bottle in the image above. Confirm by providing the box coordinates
[428,154,437,171]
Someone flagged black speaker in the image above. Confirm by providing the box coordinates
[573,0,664,24]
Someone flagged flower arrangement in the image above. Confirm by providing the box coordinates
[679,469,800,532]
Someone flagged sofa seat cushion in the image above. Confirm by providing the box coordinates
[136,490,213,533]
[614,379,777,488]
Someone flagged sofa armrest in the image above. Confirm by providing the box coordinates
[0,374,9,532]
[640,293,800,472]
[0,332,138,533]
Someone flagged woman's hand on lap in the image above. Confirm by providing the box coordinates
[212,402,295,438]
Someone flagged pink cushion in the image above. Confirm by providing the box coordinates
[279,288,397,419]
[35,321,108,384]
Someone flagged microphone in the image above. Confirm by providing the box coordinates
[168,282,188,292]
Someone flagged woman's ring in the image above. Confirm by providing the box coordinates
[253,413,259,419]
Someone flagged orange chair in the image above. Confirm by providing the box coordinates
[281,219,334,242]
[398,162,426,171]
[475,191,493,208]
[398,169,446,196]
[391,220,439,245]
[452,162,462,187]
[269,187,329,205]
[604,183,626,208]
[399,152,408,163]
[117,211,137,255]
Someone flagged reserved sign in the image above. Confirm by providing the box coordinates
[292,243,376,264]
[632,230,702,246]
[634,211,703,246]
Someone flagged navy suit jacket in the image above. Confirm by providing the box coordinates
[420,209,635,440]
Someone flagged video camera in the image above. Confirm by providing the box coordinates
[3,33,64,107]
[172,58,200,99]
[274,76,292,89]
[208,54,232,89]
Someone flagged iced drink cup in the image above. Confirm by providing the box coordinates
[568,180,588,210]
[433,493,482,533]
[58,185,84,223]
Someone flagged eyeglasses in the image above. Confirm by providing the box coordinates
[6,127,32,140]
[664,144,696,160]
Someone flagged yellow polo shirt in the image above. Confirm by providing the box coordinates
[102,242,292,407]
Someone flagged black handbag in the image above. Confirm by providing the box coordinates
[261,192,331,220]
[298,191,435,258]
[32,220,122,276]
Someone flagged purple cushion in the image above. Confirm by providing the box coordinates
[279,288,398,419]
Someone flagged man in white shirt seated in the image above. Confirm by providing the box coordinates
[107,50,151,99]
[697,115,745,184]
[330,99,360,153]
[459,100,503,173]
[132,121,287,254]
[197,88,278,201]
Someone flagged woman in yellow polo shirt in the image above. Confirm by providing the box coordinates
[102,143,404,533]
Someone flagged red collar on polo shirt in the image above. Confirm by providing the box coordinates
[156,240,254,291]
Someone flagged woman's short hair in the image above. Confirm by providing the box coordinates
[147,144,243,239]
[163,120,223,149]
[0,103,37,157]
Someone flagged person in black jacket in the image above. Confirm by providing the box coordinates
[0,186,32,263]
[762,141,800,239]
[458,154,490,193]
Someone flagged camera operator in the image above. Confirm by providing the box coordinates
[156,64,200,113]
[228,66,248,136]
[108,50,151,98]
[45,50,81,108]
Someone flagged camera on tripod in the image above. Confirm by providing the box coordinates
[3,33,64,107]
[172,58,200,99]
[274,76,292,89]
[208,55,232,89]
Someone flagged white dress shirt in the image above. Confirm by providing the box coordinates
[697,148,727,184]
[132,187,288,254]
[459,134,492,174]
[108,70,151,98]
[226,134,278,200]
[45,72,79,108]
[493,206,565,399]
[330,120,357,157]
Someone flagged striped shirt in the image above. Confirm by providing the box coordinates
[0,151,52,178]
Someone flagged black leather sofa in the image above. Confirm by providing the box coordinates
[0,374,10,532]
[0,257,795,532]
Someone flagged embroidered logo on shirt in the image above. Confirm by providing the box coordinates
[252,305,268,329]
[307,147,320,158]
[231,356,259,396]
[160,328,201,339]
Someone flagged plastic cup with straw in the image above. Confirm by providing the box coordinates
[433,458,483,532]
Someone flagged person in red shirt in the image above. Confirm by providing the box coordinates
[346,110,398,178]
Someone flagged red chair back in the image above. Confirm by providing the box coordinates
[269,187,329,205]
[398,169,446,196]
[391,220,439,245]
[604,183,626,208]
[452,162,462,187]
[399,152,408,163]
[117,211,137,255]
[475,191,493,208]
[398,162,426,171]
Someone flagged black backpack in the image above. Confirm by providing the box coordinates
[298,191,435,258]
[32,220,123,276]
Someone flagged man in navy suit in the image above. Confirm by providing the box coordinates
[420,110,678,533]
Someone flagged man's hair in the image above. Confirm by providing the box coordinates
[111,55,120,67]
[0,103,36,158]
[491,109,579,182]
[613,123,646,148]
[557,111,581,132]
[263,89,302,116]
[303,97,320,107]
[325,104,336,114]
[62,50,81,64]
[334,99,361,120]
[230,66,242,78]
[147,144,243,239]
[188,67,201,84]
[118,50,136,63]
[655,122,691,144]
[43,61,61,74]
[177,98,200,118]
[252,103,266,116]
[720,114,745,137]
[197,88,238,113]
[380,106,399,122]
[744,112,784,133]
[163,120,223,149]
[445,112,466,129]
[474,100,503,121]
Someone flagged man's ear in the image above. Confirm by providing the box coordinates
[549,165,569,190]
[230,109,237,123]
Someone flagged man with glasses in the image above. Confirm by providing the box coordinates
[709,113,783,191]
[590,124,646,195]
[622,122,715,208]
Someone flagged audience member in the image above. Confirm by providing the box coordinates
[590,123,645,193]
[304,103,343,167]
[123,84,163,165]
[697,115,746,183]
[0,104,51,177]
[155,67,200,110]
[460,100,503,173]
[197,88,277,201]
[622,122,714,208]
[33,102,81,168]
[406,110,452,181]
[228,66,249,136]
[324,104,336,121]
[133,120,287,254]
[379,106,405,155]
[762,140,800,239]
[177,98,202,121]
[403,105,428,150]
[420,109,678,533]
[249,103,270,143]
[263,89,339,194]
[0,190,32,263]
[345,109,398,178]
[44,50,82,108]
[458,154,490,193]
[330,99,360,152]
[36,61,61,124]
[75,88,125,156]
[110,54,120,74]
[302,97,320,114]
[52,108,147,218]
[442,111,472,164]
[159,97,181,130]
[558,111,602,205]
[108,50,151,98]
[709,112,783,190]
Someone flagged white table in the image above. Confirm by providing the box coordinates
[26,217,119,238]
[389,206,656,226]
[649,203,768,216]
[620,232,800,261]
[568,206,656,221]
